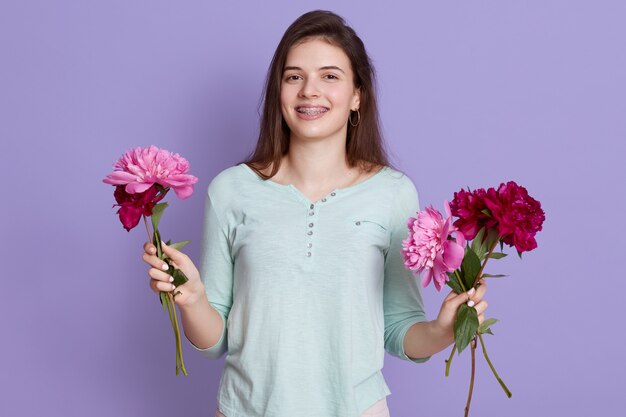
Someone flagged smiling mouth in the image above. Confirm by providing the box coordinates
[296,107,329,115]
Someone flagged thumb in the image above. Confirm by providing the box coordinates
[160,241,186,264]
[451,287,475,308]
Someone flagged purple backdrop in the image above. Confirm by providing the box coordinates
[2,1,624,416]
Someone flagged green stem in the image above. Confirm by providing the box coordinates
[169,292,188,376]
[143,215,152,244]
[164,293,186,376]
[476,239,500,284]
[464,336,477,417]
[143,215,188,376]
[454,269,467,293]
[478,333,511,398]
[445,342,456,376]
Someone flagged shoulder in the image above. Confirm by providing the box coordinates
[207,164,252,197]
[380,166,419,197]
[378,166,420,215]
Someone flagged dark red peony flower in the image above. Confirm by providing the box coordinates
[484,181,545,252]
[449,187,497,241]
[112,185,168,231]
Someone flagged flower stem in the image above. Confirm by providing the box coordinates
[169,292,188,376]
[143,215,152,244]
[477,239,500,283]
[445,342,456,376]
[454,269,467,293]
[464,336,477,417]
[478,333,511,397]
[142,214,188,376]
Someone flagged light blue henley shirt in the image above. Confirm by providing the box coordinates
[187,163,431,417]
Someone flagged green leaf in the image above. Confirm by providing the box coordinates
[150,202,169,231]
[488,252,508,259]
[479,318,498,334]
[454,304,479,354]
[471,226,487,259]
[481,273,509,278]
[481,208,492,217]
[461,248,481,289]
[446,271,464,294]
[170,267,189,287]
[169,240,191,251]
[162,257,189,287]
[517,250,523,259]
[483,328,494,336]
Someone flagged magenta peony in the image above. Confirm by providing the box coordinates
[103,145,198,199]
[112,185,167,232]
[401,201,466,291]
[484,181,545,253]
[449,187,497,241]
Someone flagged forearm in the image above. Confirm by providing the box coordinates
[179,290,224,350]
[403,320,455,360]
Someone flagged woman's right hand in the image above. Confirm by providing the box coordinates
[142,241,206,307]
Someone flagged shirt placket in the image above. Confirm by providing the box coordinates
[303,191,337,271]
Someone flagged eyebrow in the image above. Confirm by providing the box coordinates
[283,65,346,74]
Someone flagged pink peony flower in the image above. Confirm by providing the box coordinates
[103,145,198,199]
[402,201,466,291]
[484,181,545,253]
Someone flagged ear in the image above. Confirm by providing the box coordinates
[351,87,361,111]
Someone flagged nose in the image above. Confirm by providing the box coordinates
[298,77,320,98]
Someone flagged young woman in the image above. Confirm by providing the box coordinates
[142,10,488,417]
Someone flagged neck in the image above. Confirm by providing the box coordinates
[280,133,356,191]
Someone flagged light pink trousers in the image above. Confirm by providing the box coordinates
[214,396,390,417]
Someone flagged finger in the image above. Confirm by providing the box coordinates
[475,279,487,297]
[478,313,485,325]
[142,251,170,272]
[444,290,457,302]
[473,300,488,315]
[150,278,177,294]
[161,241,188,264]
[148,267,173,283]
[143,241,157,255]
[449,287,476,308]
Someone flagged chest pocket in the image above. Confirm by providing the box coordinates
[351,217,390,253]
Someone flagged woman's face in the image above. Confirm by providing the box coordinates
[280,38,360,144]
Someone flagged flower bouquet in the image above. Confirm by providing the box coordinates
[103,145,198,376]
[401,181,545,416]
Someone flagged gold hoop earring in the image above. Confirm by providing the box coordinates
[349,109,360,127]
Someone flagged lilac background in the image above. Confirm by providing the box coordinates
[2,1,624,416]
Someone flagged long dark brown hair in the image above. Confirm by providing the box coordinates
[238,10,394,179]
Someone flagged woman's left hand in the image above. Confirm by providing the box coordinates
[433,278,488,337]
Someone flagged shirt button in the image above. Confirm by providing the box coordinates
[309,211,314,216]
[306,251,312,257]
[321,198,327,202]
[307,230,313,235]
[310,204,314,209]
[308,222,314,227]
[356,221,361,225]
[307,243,312,248]
[330,192,336,196]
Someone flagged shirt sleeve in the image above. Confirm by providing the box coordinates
[186,186,233,359]
[382,175,432,363]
